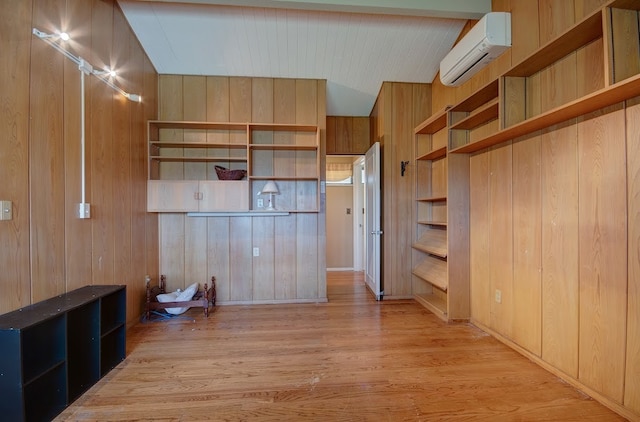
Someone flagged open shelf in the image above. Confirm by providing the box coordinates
[414,293,447,320]
[249,144,318,151]
[451,73,640,153]
[417,196,447,202]
[412,255,447,291]
[412,229,447,258]
[415,107,449,134]
[417,220,447,227]
[449,98,499,130]
[417,146,446,161]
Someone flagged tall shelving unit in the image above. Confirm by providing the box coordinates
[412,107,470,322]
[0,285,126,422]
[147,121,320,213]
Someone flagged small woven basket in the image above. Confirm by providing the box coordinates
[215,165,247,180]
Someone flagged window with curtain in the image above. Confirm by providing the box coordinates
[326,163,353,184]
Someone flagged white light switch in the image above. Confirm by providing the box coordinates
[0,201,12,221]
[253,247,260,257]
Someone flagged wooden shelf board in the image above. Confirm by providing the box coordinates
[414,293,447,321]
[413,229,447,258]
[417,220,447,227]
[150,156,247,162]
[450,80,499,112]
[249,144,318,151]
[150,121,248,131]
[250,123,317,132]
[414,107,450,134]
[249,176,319,181]
[417,146,446,161]
[505,10,603,77]
[150,141,247,149]
[412,255,447,290]
[450,98,499,131]
[451,73,640,154]
[417,196,447,202]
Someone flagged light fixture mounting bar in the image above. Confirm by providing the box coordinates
[31,27,142,102]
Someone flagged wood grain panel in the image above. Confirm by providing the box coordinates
[391,83,415,297]
[610,8,640,83]
[575,0,608,19]
[335,117,352,153]
[353,117,371,154]
[325,116,336,153]
[512,135,542,356]
[488,142,513,339]
[159,214,185,292]
[252,217,275,300]
[538,0,575,45]
[274,79,295,179]
[275,215,297,300]
[207,217,231,302]
[128,30,149,320]
[230,217,252,301]
[158,76,184,180]
[576,38,605,96]
[183,76,207,180]
[447,153,470,320]
[625,96,640,414]
[30,0,66,302]
[63,0,93,292]
[470,153,490,325]
[144,56,160,290]
[0,0,32,313]
[296,213,318,298]
[252,78,274,123]
[541,122,579,377]
[112,9,134,295]
[577,105,627,401]
[185,216,208,289]
[510,0,540,64]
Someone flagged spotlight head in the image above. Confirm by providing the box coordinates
[59,32,70,41]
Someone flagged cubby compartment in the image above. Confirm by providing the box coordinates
[0,285,126,422]
[67,301,100,402]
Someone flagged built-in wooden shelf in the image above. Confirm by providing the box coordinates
[505,9,603,77]
[412,229,447,258]
[149,120,248,131]
[417,220,447,227]
[149,141,247,149]
[450,80,499,113]
[249,144,318,151]
[249,176,319,181]
[417,196,447,202]
[414,293,447,320]
[451,73,640,153]
[150,156,247,162]
[412,255,447,291]
[415,107,449,134]
[417,146,446,161]
[449,98,499,131]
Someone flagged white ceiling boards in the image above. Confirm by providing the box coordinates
[118,0,490,116]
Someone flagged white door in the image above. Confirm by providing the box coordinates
[365,142,382,300]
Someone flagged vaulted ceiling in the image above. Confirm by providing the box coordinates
[118,0,491,116]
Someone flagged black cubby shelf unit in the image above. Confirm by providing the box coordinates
[0,285,126,422]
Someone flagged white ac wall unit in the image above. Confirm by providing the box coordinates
[440,12,511,87]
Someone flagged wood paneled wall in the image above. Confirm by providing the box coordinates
[431,0,639,418]
[157,75,327,304]
[371,82,431,298]
[0,0,158,324]
[326,116,370,155]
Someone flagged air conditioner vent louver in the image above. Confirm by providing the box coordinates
[440,12,511,87]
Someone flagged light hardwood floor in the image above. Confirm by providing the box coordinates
[56,272,626,421]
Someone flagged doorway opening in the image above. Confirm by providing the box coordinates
[325,156,365,272]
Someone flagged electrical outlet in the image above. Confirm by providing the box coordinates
[495,289,502,304]
[257,198,264,208]
[253,247,260,257]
